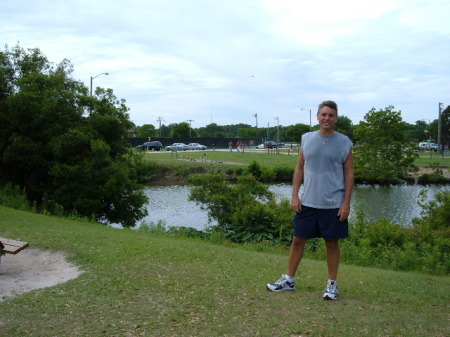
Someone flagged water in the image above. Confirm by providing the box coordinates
[138,184,448,230]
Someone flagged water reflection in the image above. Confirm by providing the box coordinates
[140,184,448,230]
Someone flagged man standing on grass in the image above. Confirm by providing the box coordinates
[267,100,354,300]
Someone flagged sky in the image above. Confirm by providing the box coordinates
[2,0,449,129]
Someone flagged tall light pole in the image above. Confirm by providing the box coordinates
[253,113,258,129]
[90,72,109,97]
[301,108,312,131]
[187,119,194,138]
[438,102,444,156]
[275,116,280,142]
[157,117,165,137]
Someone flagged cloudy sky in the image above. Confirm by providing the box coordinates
[2,0,449,129]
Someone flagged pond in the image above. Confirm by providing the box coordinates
[136,184,449,230]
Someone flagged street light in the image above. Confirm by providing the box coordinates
[275,116,280,143]
[90,72,109,97]
[301,107,312,131]
[438,102,444,157]
[187,119,194,138]
[253,113,258,129]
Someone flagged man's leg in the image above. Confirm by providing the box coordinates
[325,240,340,280]
[267,236,307,292]
[286,236,307,276]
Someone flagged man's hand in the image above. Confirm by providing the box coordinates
[337,202,350,222]
[291,196,302,212]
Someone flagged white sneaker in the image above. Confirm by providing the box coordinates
[323,280,339,300]
[266,275,296,292]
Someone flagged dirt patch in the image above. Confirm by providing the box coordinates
[0,248,83,302]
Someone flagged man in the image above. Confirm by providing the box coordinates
[267,100,354,300]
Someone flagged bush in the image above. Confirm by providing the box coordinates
[189,172,293,244]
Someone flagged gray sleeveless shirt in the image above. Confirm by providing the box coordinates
[300,131,352,209]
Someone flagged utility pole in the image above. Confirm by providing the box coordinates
[275,116,280,143]
[253,113,258,129]
[157,117,165,137]
[187,119,194,138]
[438,102,444,157]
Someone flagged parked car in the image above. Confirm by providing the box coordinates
[256,143,265,149]
[136,141,163,151]
[264,141,278,149]
[188,143,207,150]
[165,143,189,151]
[418,142,438,152]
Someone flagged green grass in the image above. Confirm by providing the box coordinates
[1,206,449,336]
[144,148,299,169]
[415,153,450,168]
[143,149,449,170]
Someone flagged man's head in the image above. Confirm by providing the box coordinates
[317,100,338,133]
[317,100,338,116]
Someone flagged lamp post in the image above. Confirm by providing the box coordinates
[253,113,258,129]
[187,119,194,138]
[438,102,444,157]
[275,116,280,143]
[90,72,109,97]
[301,107,312,131]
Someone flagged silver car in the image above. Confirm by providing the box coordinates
[165,143,189,151]
[188,143,207,150]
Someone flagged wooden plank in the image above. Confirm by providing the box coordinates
[0,237,29,254]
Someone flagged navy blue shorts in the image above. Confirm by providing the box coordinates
[293,206,349,240]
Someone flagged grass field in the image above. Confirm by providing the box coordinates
[141,148,450,170]
[1,206,448,336]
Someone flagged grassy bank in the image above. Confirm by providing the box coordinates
[1,206,448,336]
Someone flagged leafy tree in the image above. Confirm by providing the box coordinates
[405,120,428,142]
[285,123,310,143]
[137,124,157,138]
[198,123,224,138]
[189,173,292,243]
[172,122,197,137]
[353,106,418,183]
[0,45,147,227]
[335,115,353,140]
[237,127,257,137]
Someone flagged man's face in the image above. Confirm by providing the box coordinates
[317,106,337,131]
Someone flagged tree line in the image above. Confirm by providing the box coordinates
[134,110,449,146]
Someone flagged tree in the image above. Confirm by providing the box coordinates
[406,120,428,142]
[137,124,157,138]
[285,123,310,143]
[335,115,353,140]
[237,127,257,137]
[353,106,418,183]
[0,45,147,227]
[172,122,197,137]
[198,123,224,138]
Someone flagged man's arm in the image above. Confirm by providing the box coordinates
[338,149,354,221]
[291,150,305,212]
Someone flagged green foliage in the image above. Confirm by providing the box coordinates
[285,123,310,143]
[189,172,292,244]
[0,183,30,211]
[335,115,353,140]
[172,122,197,137]
[342,191,450,274]
[353,106,418,183]
[137,123,157,138]
[0,45,147,227]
